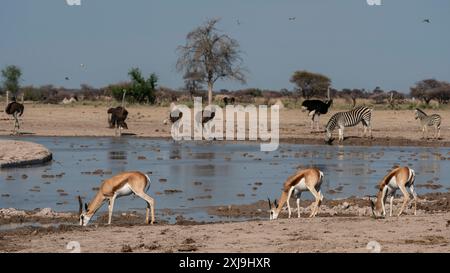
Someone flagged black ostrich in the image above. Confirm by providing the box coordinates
[5,97,24,134]
[301,99,333,131]
[169,109,183,124]
[107,106,128,136]
[167,107,183,139]
[201,110,215,127]
[223,97,235,106]
[165,103,183,124]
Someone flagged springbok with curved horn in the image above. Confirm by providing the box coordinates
[268,168,324,220]
[78,171,155,226]
[369,166,417,218]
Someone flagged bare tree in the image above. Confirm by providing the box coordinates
[176,18,246,105]
[183,69,204,100]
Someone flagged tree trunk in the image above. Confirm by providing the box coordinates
[207,81,213,105]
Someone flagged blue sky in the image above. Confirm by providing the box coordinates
[1,0,449,93]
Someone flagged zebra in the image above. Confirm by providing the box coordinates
[414,108,441,139]
[325,106,373,143]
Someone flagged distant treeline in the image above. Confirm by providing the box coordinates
[1,79,449,107]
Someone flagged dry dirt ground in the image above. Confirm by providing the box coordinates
[1,193,449,253]
[1,212,449,253]
[0,140,52,168]
[0,104,449,146]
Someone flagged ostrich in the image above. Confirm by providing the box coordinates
[166,105,183,139]
[301,99,333,131]
[223,97,235,106]
[169,110,183,124]
[5,97,24,134]
[107,106,128,136]
[163,102,183,125]
[201,109,215,126]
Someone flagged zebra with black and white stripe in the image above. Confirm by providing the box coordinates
[325,106,373,142]
[414,108,441,139]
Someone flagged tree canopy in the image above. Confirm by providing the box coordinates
[290,70,331,99]
[410,79,449,104]
[1,65,22,96]
[110,68,158,104]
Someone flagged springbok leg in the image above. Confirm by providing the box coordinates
[397,184,411,216]
[296,192,302,218]
[133,190,155,224]
[108,194,117,225]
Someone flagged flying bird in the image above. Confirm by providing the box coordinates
[236,19,241,26]
[288,17,296,21]
[65,77,70,80]
[422,19,431,23]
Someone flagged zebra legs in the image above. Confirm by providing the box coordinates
[362,120,372,139]
[421,125,427,139]
[338,126,344,141]
[435,126,440,139]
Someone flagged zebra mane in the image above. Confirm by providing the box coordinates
[325,113,339,130]
[415,108,427,116]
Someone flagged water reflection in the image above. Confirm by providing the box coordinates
[0,137,449,221]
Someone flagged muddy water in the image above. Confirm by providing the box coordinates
[1,136,449,221]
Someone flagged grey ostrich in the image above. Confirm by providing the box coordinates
[5,96,24,134]
[107,106,128,136]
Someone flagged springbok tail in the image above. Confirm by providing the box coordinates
[144,173,151,192]
[409,169,416,184]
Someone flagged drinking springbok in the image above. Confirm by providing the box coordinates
[369,166,417,218]
[268,168,324,220]
[78,171,155,226]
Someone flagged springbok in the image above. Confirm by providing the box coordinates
[268,168,324,220]
[369,166,417,218]
[78,171,155,226]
